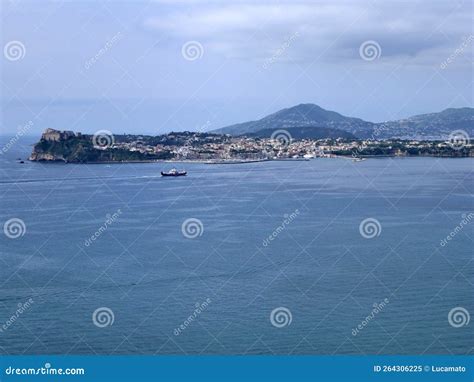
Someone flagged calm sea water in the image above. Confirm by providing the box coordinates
[0,137,472,355]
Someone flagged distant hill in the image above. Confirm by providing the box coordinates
[247,125,356,140]
[212,104,474,140]
[212,103,375,138]
[375,108,474,140]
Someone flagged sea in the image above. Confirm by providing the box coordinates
[0,136,472,355]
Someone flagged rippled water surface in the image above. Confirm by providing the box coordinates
[0,138,472,354]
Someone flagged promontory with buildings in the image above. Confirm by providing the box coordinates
[29,128,472,163]
[29,104,473,163]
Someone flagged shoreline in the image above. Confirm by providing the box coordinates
[27,158,274,165]
[26,154,473,165]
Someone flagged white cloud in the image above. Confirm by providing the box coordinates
[143,1,472,65]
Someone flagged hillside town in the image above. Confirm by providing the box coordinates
[29,129,473,163]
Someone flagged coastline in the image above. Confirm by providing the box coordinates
[26,154,473,165]
[27,129,474,164]
[26,158,274,165]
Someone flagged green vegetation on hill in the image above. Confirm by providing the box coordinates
[30,134,174,162]
[212,104,474,140]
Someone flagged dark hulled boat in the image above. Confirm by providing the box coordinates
[161,168,187,177]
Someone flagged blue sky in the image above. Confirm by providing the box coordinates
[1,0,472,135]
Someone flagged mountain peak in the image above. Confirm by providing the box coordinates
[211,105,473,140]
[274,103,330,114]
[212,103,371,137]
[288,103,324,110]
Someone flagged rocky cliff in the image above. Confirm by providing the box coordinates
[29,129,171,163]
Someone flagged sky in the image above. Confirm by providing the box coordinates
[0,0,472,135]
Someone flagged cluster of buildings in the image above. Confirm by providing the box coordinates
[42,128,79,142]
[37,129,473,162]
[112,131,474,161]
[109,134,330,160]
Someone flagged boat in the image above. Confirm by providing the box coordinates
[352,157,366,162]
[161,168,187,177]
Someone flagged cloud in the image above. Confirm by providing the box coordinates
[143,1,472,65]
